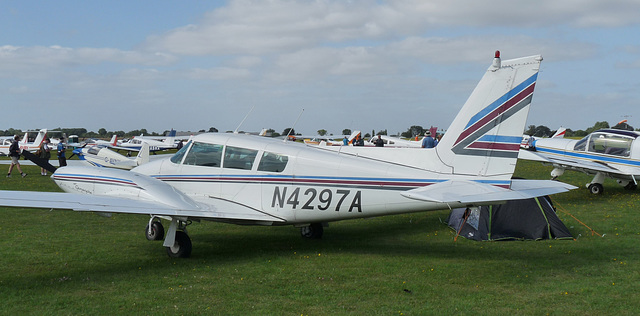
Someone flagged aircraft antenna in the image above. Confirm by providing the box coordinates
[284,109,304,142]
[234,106,255,134]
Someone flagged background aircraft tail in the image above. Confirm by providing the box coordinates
[32,129,47,146]
[435,52,542,178]
[163,129,177,145]
[135,142,150,165]
[110,135,118,146]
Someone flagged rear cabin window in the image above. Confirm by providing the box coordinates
[182,142,223,167]
[257,152,289,172]
[587,133,633,157]
[223,146,258,170]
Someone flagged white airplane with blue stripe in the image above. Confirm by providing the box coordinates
[0,51,575,258]
[519,128,640,194]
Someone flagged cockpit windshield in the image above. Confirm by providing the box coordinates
[183,142,223,167]
[170,141,191,164]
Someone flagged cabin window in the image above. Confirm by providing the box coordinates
[223,146,258,170]
[587,133,633,157]
[87,147,101,155]
[182,142,223,167]
[170,141,191,164]
[257,152,289,172]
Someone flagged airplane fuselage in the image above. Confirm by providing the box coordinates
[99,133,510,225]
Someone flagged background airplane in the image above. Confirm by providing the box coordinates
[73,142,150,170]
[519,128,640,194]
[0,129,47,156]
[0,52,574,258]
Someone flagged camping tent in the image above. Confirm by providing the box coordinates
[446,196,573,241]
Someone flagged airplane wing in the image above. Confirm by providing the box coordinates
[518,149,623,174]
[0,190,285,223]
[400,180,576,204]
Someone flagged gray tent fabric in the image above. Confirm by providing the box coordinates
[447,196,573,241]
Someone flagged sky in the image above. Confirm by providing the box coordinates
[2,0,640,136]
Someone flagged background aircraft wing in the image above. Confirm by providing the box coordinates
[0,190,285,223]
[519,149,623,174]
[400,180,576,204]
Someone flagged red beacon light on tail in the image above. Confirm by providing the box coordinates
[491,50,501,71]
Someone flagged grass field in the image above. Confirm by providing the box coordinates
[0,161,638,315]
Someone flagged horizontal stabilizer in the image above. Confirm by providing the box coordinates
[401,180,575,205]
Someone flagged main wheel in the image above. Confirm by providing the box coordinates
[300,223,323,239]
[166,231,192,258]
[624,183,637,190]
[588,183,604,195]
[145,221,165,241]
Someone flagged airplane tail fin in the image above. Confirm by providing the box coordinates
[164,129,177,145]
[110,135,118,146]
[135,142,150,165]
[435,51,542,178]
[552,127,566,138]
[32,129,47,146]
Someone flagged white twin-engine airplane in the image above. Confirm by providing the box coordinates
[519,128,640,195]
[0,52,575,258]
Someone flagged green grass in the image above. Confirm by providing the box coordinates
[1,162,639,314]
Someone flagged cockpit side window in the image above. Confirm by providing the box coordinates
[223,146,258,170]
[587,133,633,157]
[573,136,588,151]
[257,151,289,172]
[170,141,191,164]
[183,142,223,167]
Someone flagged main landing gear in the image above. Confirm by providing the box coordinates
[586,172,606,195]
[585,172,638,195]
[145,217,193,258]
[300,223,324,239]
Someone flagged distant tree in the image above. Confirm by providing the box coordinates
[533,125,551,137]
[198,129,206,133]
[98,128,107,136]
[283,128,295,137]
[573,130,588,137]
[114,131,126,137]
[377,129,388,136]
[585,121,609,134]
[524,125,536,136]
[364,133,371,138]
[401,125,425,138]
[208,127,219,133]
[342,129,352,136]
[317,129,327,136]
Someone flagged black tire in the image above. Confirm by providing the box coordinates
[588,183,604,195]
[300,223,323,239]
[624,183,637,190]
[145,221,165,241]
[166,231,192,258]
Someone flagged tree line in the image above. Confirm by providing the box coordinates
[3,121,633,140]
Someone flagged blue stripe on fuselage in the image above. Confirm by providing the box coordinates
[536,146,640,167]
